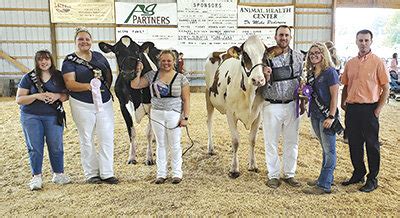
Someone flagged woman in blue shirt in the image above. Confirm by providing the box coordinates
[16,50,70,191]
[302,42,340,195]
[62,27,118,184]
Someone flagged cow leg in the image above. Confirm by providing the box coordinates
[145,120,155,165]
[128,125,138,164]
[248,113,261,173]
[206,91,216,155]
[227,114,240,178]
[117,101,138,165]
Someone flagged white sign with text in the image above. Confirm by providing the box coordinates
[237,5,294,27]
[116,27,178,50]
[116,2,177,26]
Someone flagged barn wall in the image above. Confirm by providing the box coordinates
[1,0,336,77]
[0,0,50,74]
[2,0,400,77]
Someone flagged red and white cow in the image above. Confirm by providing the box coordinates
[205,35,269,178]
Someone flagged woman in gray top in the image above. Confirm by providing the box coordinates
[131,50,190,184]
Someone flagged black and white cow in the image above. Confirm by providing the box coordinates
[99,36,160,165]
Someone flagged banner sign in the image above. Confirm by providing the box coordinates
[237,5,294,27]
[116,2,177,26]
[116,1,294,58]
[177,0,237,58]
[50,0,114,23]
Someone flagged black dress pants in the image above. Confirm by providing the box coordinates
[345,103,380,183]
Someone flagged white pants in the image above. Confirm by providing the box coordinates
[150,109,183,179]
[262,101,300,179]
[69,97,115,179]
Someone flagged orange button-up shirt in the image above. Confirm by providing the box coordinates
[341,52,389,104]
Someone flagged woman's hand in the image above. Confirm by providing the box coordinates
[323,118,335,129]
[179,119,188,127]
[43,92,60,104]
[136,61,143,75]
[263,66,272,81]
[34,93,49,103]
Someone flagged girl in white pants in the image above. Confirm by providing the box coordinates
[131,50,190,184]
[151,109,182,180]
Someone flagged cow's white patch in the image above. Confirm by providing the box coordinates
[126,101,151,123]
[121,37,131,47]
[143,53,158,72]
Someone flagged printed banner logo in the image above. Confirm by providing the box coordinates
[125,4,157,23]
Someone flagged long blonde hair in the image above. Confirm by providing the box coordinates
[304,42,335,74]
[324,41,341,69]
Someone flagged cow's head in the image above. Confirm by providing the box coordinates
[99,35,160,80]
[240,35,267,87]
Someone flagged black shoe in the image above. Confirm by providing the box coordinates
[86,176,102,184]
[341,177,365,186]
[282,177,302,187]
[359,180,378,193]
[171,177,182,184]
[101,177,119,184]
[155,177,166,184]
[266,178,281,189]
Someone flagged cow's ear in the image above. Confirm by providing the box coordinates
[99,42,113,53]
[232,46,241,54]
[140,41,155,53]
[240,41,245,52]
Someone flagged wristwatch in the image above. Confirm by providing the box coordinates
[328,115,335,119]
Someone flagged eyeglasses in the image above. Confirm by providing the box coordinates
[309,51,322,56]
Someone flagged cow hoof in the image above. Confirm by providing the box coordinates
[145,160,155,166]
[248,168,259,173]
[127,160,137,165]
[228,171,240,179]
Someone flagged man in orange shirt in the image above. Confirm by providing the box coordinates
[340,29,390,192]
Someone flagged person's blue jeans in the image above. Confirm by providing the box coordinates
[311,116,337,192]
[20,112,64,175]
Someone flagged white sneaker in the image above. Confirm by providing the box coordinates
[29,176,43,191]
[52,173,71,185]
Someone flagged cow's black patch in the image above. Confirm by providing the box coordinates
[209,69,220,97]
[98,36,180,140]
[240,74,246,92]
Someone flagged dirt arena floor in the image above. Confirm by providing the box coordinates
[0,93,399,215]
